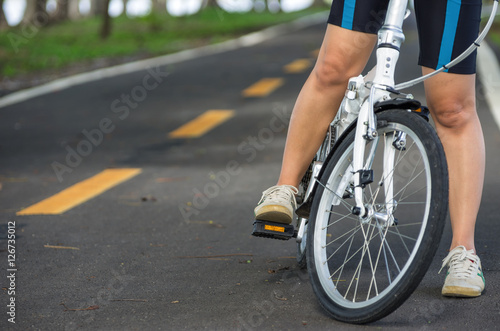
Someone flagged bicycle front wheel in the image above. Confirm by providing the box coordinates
[306,109,448,324]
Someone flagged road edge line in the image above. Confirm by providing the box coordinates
[0,11,328,109]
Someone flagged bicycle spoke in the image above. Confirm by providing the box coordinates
[324,223,361,249]
[392,226,412,255]
[393,168,426,201]
[335,232,355,288]
[316,178,354,213]
[396,146,423,203]
[351,220,379,301]
[329,227,380,280]
[379,227,402,273]
[325,225,361,261]
[326,210,359,224]
[367,222,391,299]
[381,233,392,284]
[396,184,427,204]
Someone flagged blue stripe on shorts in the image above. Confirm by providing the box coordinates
[341,0,356,30]
[437,0,461,72]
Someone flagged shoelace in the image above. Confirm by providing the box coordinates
[439,245,479,279]
[258,185,299,208]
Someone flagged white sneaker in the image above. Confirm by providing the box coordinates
[439,245,485,297]
[254,185,298,224]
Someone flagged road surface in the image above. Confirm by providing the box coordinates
[1,14,500,331]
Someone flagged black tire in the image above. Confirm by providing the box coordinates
[306,109,448,324]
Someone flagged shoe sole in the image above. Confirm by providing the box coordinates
[255,205,292,224]
[442,286,482,297]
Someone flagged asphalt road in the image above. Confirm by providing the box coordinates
[1,15,500,331]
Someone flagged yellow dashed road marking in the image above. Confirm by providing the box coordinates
[168,110,235,139]
[16,168,142,215]
[242,78,284,97]
[284,59,313,73]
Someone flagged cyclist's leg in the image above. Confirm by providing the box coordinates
[415,0,483,253]
[423,70,484,253]
[277,25,376,188]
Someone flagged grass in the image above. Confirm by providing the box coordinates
[0,7,327,78]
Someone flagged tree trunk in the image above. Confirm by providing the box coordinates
[0,0,8,29]
[121,0,128,16]
[22,0,49,25]
[100,0,112,39]
[92,0,108,16]
[52,0,70,22]
[152,0,167,12]
[68,0,81,19]
[205,0,220,8]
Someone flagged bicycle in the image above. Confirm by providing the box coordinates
[253,0,498,324]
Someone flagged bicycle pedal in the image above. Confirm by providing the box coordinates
[251,220,296,241]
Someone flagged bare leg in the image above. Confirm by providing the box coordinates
[423,68,485,253]
[277,25,377,188]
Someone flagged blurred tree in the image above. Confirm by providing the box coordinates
[92,0,108,16]
[205,0,220,7]
[0,0,8,29]
[68,0,81,19]
[52,0,70,22]
[312,0,328,7]
[152,0,167,12]
[22,0,49,25]
[100,0,112,39]
[121,0,128,15]
[268,0,281,12]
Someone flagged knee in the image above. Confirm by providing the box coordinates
[312,57,359,91]
[432,100,476,130]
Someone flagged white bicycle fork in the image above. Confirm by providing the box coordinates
[351,0,408,219]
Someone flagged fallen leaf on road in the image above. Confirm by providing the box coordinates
[61,303,99,311]
[171,300,180,304]
[268,266,290,274]
[273,291,287,301]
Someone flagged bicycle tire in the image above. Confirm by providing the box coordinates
[306,109,448,324]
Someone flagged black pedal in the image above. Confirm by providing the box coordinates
[251,220,296,241]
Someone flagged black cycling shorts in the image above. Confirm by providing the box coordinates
[327,0,482,74]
